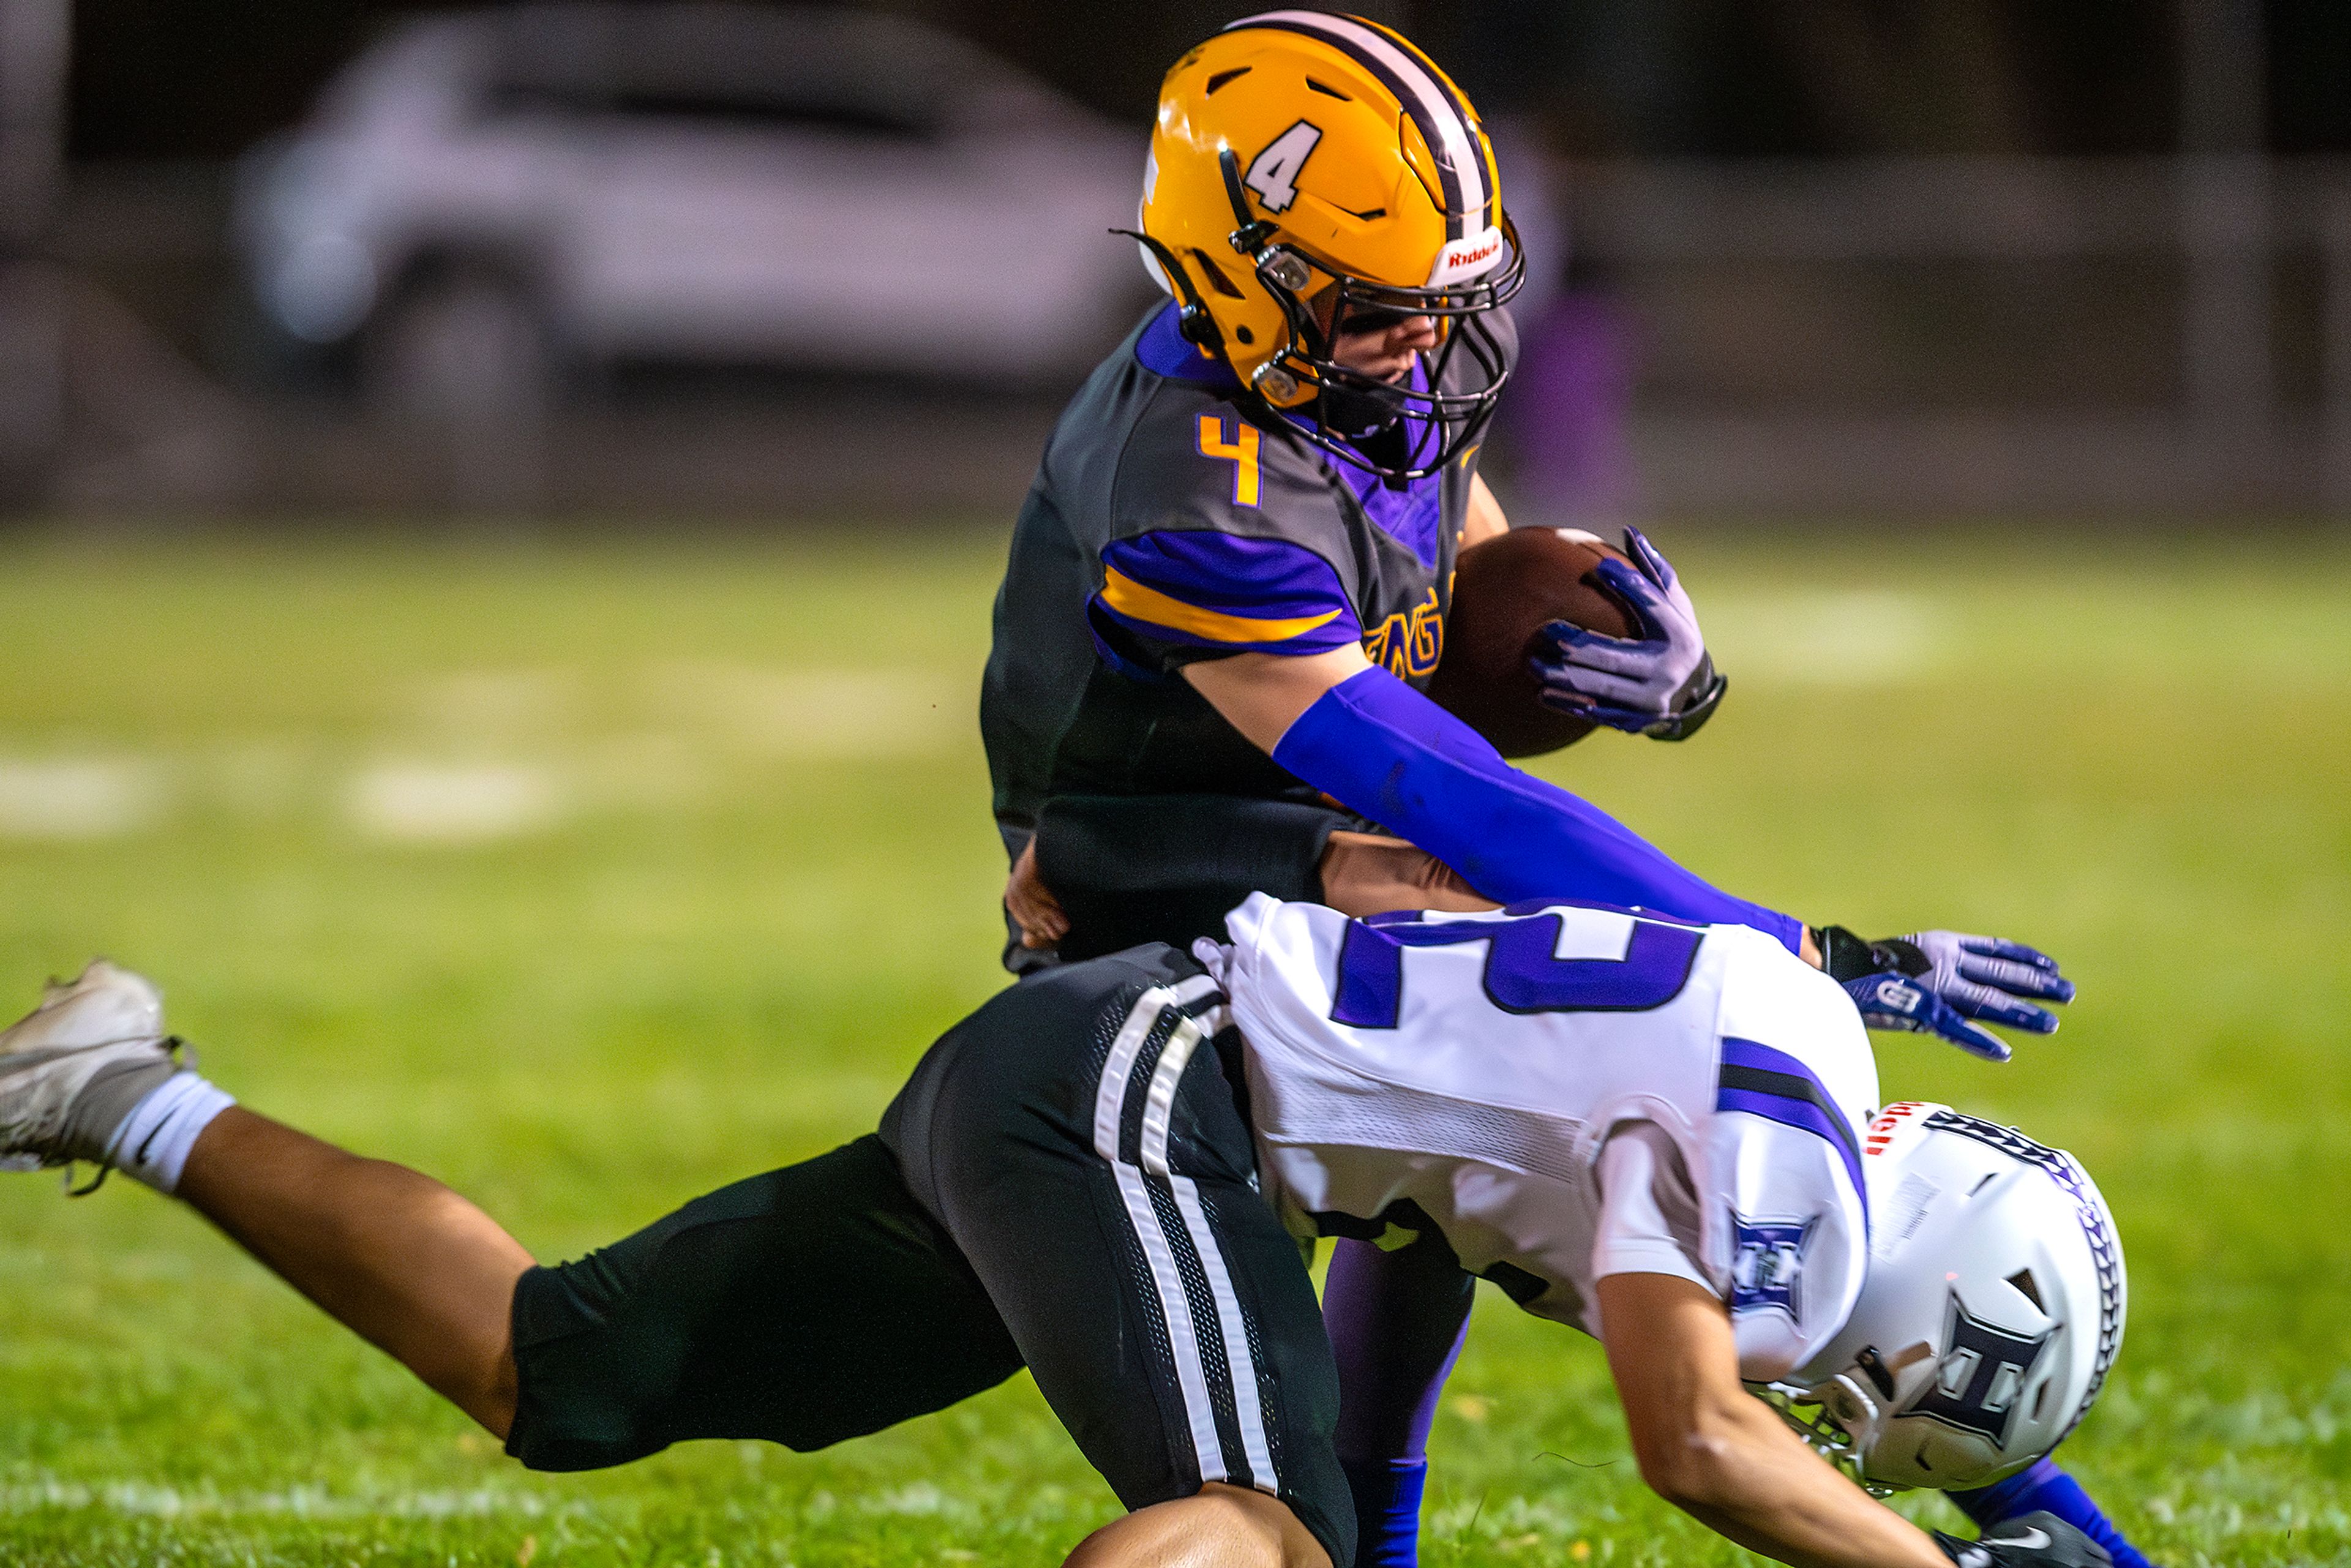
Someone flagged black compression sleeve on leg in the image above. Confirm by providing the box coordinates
[1034,794,1348,962]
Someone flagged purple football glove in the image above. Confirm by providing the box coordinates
[1817,927,2077,1063]
[1528,526,1726,741]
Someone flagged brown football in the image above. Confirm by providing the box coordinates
[1428,528,1639,758]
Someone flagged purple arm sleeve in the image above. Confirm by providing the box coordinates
[1272,666,1802,949]
[1952,1458,2156,1568]
[1327,1235,1474,1568]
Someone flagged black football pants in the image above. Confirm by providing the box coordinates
[504,945,1352,1567]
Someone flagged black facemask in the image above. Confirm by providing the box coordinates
[1316,381,1402,440]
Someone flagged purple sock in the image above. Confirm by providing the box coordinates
[1325,1235,1475,1568]
[1340,1457,1428,1568]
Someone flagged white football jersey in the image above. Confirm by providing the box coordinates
[1209,894,1878,1381]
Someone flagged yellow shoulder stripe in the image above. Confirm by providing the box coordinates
[1100,567,1343,645]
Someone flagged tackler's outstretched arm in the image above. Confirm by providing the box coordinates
[1185,647,2079,1056]
[1183,645,1806,947]
[1597,1274,2108,1568]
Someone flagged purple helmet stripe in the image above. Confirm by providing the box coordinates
[1230,11,1478,241]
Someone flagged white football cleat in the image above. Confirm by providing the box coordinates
[0,960,176,1171]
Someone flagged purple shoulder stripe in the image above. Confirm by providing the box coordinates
[1716,1037,1868,1210]
[1106,531,1351,613]
[1090,531,1362,656]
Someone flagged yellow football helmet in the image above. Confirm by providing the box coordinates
[1133,11,1524,481]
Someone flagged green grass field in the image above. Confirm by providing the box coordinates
[0,527,2344,1567]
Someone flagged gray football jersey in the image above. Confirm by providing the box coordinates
[981,301,1517,833]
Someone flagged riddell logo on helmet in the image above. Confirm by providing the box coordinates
[1426,229,1504,286]
[1865,1101,1930,1155]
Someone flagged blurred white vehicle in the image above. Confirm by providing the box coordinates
[237,3,1152,411]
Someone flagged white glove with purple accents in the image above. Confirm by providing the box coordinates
[1527,526,1727,741]
[1815,926,2077,1062]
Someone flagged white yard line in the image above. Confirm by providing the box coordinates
[0,758,168,839]
[644,663,964,757]
[343,761,568,843]
[0,662,964,846]
[0,1477,566,1519]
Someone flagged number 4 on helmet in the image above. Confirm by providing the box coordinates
[1127,12,1525,482]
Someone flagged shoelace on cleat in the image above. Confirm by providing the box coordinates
[59,1034,192,1199]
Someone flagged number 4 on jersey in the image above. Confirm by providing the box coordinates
[1245,120,1324,214]
[1196,415,1262,506]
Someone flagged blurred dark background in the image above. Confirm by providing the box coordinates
[7,0,2350,519]
[58,2,2351,158]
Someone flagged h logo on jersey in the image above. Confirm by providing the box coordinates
[1730,1215,1817,1319]
[1904,1292,2053,1448]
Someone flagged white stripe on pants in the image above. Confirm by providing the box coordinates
[1090,980,1276,1493]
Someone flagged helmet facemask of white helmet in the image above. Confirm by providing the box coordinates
[1755,1103,2127,1495]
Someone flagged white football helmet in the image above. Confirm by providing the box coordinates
[1758,1101,2126,1493]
